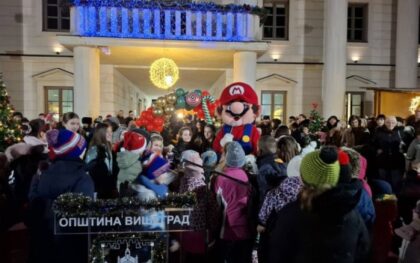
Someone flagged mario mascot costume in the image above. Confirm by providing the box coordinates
[213,82,261,155]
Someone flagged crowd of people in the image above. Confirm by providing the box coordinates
[0,109,420,263]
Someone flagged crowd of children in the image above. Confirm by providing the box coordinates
[0,110,420,263]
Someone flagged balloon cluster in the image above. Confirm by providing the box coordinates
[173,88,219,124]
[136,88,219,132]
[135,107,165,132]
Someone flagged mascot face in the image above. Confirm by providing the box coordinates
[221,101,257,127]
[218,82,260,127]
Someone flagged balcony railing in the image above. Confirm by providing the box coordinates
[68,1,262,42]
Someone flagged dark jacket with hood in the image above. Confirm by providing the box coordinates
[29,158,94,201]
[268,180,370,263]
[256,154,287,206]
[9,144,49,212]
[86,144,118,199]
[27,158,94,263]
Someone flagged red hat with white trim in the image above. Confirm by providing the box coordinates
[219,82,259,105]
[123,131,147,155]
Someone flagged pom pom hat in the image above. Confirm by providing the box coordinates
[225,141,246,168]
[300,146,340,188]
[52,129,87,159]
[219,82,259,105]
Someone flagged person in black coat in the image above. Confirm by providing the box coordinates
[85,123,118,199]
[268,147,370,263]
[256,135,287,205]
[27,129,94,263]
[371,116,405,193]
[5,119,49,219]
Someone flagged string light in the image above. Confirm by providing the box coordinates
[67,0,267,41]
[149,58,179,90]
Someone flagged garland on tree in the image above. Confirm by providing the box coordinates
[0,73,22,152]
[53,192,197,217]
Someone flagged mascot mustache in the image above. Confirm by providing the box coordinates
[225,103,250,120]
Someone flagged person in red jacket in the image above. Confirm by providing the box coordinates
[213,82,261,155]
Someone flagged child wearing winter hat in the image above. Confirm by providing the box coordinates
[28,129,94,262]
[178,150,218,260]
[116,131,145,196]
[339,147,375,228]
[212,142,254,263]
[267,146,370,263]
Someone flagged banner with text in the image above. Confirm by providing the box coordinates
[54,208,192,234]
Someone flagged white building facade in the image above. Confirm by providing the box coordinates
[0,0,419,121]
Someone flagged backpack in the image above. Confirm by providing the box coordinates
[209,169,259,237]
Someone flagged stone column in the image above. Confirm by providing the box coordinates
[233,51,257,88]
[73,46,100,118]
[322,0,348,118]
[396,0,419,88]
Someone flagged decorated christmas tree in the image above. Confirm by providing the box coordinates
[0,73,22,152]
[308,102,324,133]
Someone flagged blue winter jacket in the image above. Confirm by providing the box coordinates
[357,188,376,228]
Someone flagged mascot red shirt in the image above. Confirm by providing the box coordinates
[213,82,260,155]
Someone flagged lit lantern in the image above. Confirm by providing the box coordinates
[149,58,179,90]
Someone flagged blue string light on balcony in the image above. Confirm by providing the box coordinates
[65,0,267,42]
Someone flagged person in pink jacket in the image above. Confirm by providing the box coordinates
[213,141,253,263]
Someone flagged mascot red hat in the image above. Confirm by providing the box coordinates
[213,82,260,155]
[219,82,259,105]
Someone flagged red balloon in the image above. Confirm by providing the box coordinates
[153,118,164,127]
[142,119,150,127]
[193,106,200,113]
[141,111,147,118]
[144,112,153,121]
[155,125,164,133]
[197,110,205,119]
[202,91,210,96]
[146,124,154,132]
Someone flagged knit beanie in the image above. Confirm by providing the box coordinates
[82,117,92,125]
[300,146,340,188]
[181,150,204,174]
[201,150,218,167]
[225,141,246,168]
[108,116,120,126]
[181,150,203,166]
[52,129,87,159]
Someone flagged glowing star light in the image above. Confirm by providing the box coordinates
[149,58,179,90]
